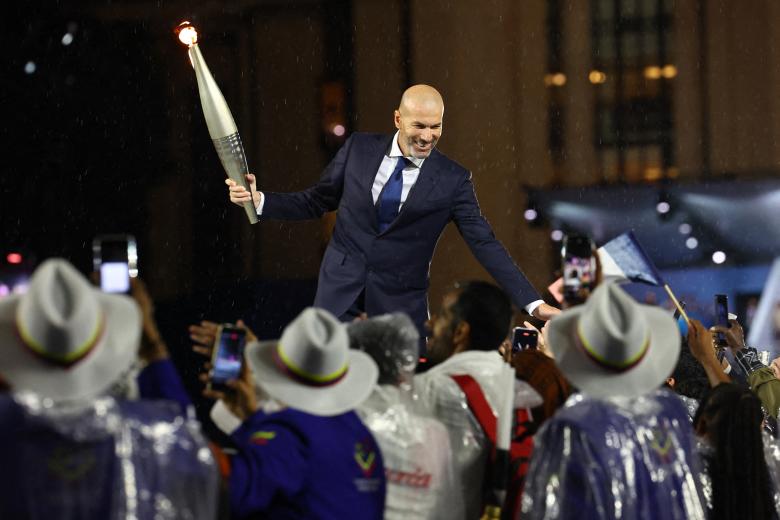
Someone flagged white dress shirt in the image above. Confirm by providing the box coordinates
[255,131,544,316]
[370,131,424,208]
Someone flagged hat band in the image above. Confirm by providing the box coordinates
[575,321,649,374]
[15,312,106,368]
[273,344,348,387]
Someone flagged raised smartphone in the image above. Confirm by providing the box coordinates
[512,326,539,352]
[562,234,597,306]
[714,294,729,347]
[93,234,137,293]
[209,324,247,391]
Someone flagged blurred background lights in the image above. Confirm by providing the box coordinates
[588,70,607,84]
[62,33,74,46]
[524,208,538,221]
[712,251,726,264]
[6,253,23,264]
[24,61,36,74]
[678,223,692,235]
[644,66,662,79]
[0,285,8,298]
[332,124,345,137]
[685,237,698,249]
[550,229,564,242]
[544,73,567,87]
[656,201,670,214]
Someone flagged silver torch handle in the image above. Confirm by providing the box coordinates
[212,132,258,224]
[188,42,258,224]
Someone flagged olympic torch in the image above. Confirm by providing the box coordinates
[176,21,258,224]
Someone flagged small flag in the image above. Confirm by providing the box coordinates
[598,231,665,286]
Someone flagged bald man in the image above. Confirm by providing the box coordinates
[227,85,558,350]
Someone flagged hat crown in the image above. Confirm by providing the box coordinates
[576,283,650,370]
[16,259,103,363]
[277,308,349,382]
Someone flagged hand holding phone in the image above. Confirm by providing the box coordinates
[208,324,247,392]
[512,327,539,352]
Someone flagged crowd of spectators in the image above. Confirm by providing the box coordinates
[2,256,780,519]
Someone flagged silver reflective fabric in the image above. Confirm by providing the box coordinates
[678,394,700,421]
[521,390,707,520]
[762,432,780,515]
[3,392,219,520]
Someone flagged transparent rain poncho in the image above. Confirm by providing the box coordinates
[521,390,707,520]
[412,348,539,519]
[0,392,219,520]
[351,314,465,520]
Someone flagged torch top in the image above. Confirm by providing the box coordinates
[175,21,198,46]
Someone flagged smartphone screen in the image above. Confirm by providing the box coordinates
[714,294,729,346]
[714,294,729,326]
[210,325,247,389]
[562,234,596,306]
[512,327,539,352]
[100,262,130,293]
[93,235,137,293]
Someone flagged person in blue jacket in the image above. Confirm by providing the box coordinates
[210,307,386,519]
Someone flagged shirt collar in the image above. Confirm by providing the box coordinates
[389,131,425,168]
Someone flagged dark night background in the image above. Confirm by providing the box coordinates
[1,1,358,326]
[4,1,780,363]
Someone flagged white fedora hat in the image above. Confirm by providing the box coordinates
[245,307,378,416]
[0,258,141,402]
[547,282,680,399]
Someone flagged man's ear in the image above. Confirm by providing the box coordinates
[394,110,402,130]
[452,321,470,353]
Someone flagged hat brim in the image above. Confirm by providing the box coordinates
[246,340,378,416]
[547,303,680,399]
[0,292,141,403]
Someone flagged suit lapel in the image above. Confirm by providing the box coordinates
[361,135,393,232]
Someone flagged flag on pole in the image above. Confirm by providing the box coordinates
[597,230,665,286]
[597,231,690,324]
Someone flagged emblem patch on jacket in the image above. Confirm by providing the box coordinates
[353,438,382,493]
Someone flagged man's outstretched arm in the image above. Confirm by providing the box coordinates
[451,171,559,320]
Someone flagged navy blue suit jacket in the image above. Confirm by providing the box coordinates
[262,132,540,334]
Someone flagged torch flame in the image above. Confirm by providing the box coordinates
[175,21,198,46]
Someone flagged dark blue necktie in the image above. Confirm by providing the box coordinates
[377,157,408,233]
